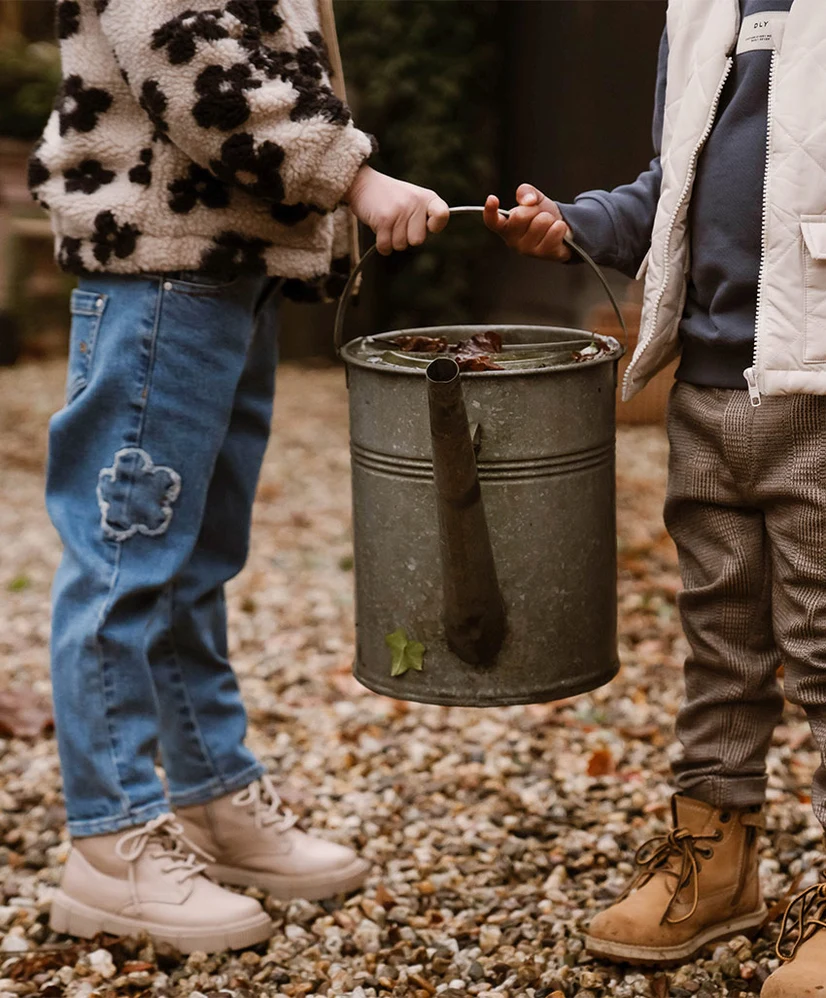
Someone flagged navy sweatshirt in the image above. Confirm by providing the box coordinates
[559,0,794,389]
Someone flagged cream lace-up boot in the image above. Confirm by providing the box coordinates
[176,775,370,900]
[585,796,767,964]
[761,880,826,996]
[50,813,272,953]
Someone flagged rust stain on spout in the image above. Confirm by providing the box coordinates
[426,357,507,664]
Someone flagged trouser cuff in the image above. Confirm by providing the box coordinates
[674,774,768,811]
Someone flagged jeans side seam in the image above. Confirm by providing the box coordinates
[135,279,165,453]
[92,280,167,822]
[164,581,223,779]
[92,541,132,818]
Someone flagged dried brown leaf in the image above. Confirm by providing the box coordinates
[455,355,503,372]
[586,748,616,777]
[387,335,449,353]
[450,331,503,357]
[572,339,613,363]
[8,945,83,979]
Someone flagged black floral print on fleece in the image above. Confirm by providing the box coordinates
[98,0,371,210]
[29,0,374,290]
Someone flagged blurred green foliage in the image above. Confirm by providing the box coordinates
[0,38,61,140]
[336,0,503,330]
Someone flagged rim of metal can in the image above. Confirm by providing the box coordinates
[340,324,625,377]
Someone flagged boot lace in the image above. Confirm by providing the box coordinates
[232,774,298,833]
[776,882,826,962]
[115,813,214,882]
[620,826,722,925]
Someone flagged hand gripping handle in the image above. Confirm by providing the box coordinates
[333,205,628,354]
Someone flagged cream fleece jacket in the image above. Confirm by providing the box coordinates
[29,0,374,296]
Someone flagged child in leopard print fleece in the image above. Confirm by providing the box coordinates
[31,0,449,953]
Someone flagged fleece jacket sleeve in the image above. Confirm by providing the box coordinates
[557,27,667,279]
[97,0,373,211]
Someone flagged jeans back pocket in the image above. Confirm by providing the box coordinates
[802,216,826,364]
[66,288,107,404]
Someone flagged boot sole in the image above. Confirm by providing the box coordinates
[584,905,768,966]
[208,856,371,901]
[49,889,273,954]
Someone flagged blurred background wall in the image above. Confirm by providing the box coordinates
[0,0,666,365]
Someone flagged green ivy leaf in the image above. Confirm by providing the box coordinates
[386,628,426,678]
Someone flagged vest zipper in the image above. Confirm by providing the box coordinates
[743,48,777,409]
[623,58,735,398]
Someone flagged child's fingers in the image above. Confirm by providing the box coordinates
[483,195,507,233]
[535,219,572,261]
[391,211,410,252]
[516,183,541,207]
[426,196,450,234]
[502,205,538,245]
[407,205,428,247]
[375,222,393,256]
[518,212,556,255]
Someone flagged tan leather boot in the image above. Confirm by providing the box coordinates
[761,881,826,997]
[176,775,370,900]
[49,813,272,953]
[585,796,767,964]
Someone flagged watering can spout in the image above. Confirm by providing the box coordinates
[426,357,507,664]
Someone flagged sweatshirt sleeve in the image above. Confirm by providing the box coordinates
[97,0,374,211]
[557,27,667,279]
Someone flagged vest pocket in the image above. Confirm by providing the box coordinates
[802,216,826,363]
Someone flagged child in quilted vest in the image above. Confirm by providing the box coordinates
[30,0,448,953]
[486,2,824,994]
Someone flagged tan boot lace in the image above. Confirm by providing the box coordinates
[620,826,723,925]
[232,774,299,833]
[115,813,215,882]
[776,882,826,962]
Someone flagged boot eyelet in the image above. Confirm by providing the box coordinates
[720,812,732,823]
[713,830,724,841]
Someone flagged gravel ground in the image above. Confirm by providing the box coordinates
[0,358,823,998]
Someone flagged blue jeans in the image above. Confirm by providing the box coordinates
[47,271,281,837]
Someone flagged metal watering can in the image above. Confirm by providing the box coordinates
[336,207,626,707]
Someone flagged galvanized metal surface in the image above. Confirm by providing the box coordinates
[426,356,507,665]
[342,324,623,707]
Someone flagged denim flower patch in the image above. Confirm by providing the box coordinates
[97,447,182,542]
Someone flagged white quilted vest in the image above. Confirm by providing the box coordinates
[624,0,826,403]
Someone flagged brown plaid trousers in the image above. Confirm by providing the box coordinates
[664,383,826,827]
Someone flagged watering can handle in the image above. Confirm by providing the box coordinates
[333,204,629,354]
